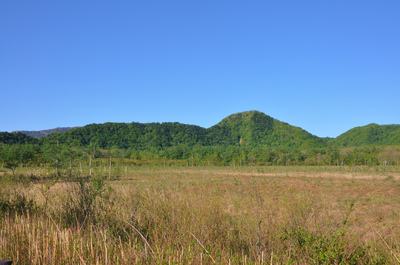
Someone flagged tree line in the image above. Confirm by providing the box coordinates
[1,111,399,175]
[1,139,399,176]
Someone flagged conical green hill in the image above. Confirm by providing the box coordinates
[206,111,326,148]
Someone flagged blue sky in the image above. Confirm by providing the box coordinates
[1,1,399,137]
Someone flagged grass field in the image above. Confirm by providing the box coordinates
[1,165,400,264]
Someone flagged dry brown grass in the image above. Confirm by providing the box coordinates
[1,165,400,264]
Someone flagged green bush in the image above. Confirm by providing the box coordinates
[0,194,37,216]
[60,176,112,227]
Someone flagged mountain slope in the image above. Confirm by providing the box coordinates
[46,122,207,149]
[41,111,326,149]
[206,111,326,148]
[329,123,400,147]
[15,111,400,149]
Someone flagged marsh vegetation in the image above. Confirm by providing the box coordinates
[1,165,400,264]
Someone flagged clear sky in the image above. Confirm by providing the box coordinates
[1,1,399,138]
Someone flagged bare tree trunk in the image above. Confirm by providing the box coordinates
[109,156,111,179]
[69,156,72,178]
[89,145,95,177]
[89,156,92,177]
[56,139,59,176]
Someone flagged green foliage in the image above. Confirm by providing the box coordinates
[11,112,400,153]
[0,144,36,175]
[61,176,110,227]
[0,174,37,216]
[206,111,325,148]
[2,111,400,168]
[279,200,386,264]
[280,226,380,264]
[330,123,400,147]
[0,194,37,216]
[44,122,207,150]
[0,132,39,145]
[41,111,326,150]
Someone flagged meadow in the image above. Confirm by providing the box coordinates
[1,165,400,264]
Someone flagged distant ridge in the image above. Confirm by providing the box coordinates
[14,127,80,138]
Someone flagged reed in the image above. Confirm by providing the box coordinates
[1,166,399,264]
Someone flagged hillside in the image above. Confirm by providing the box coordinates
[14,127,78,138]
[13,111,400,149]
[45,122,207,149]
[0,132,39,145]
[40,111,326,150]
[329,123,400,147]
[206,111,326,148]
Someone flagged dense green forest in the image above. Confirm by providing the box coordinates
[0,132,39,145]
[47,122,208,149]
[1,111,399,174]
[40,111,327,149]
[329,123,400,147]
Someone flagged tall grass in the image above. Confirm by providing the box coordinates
[1,166,399,264]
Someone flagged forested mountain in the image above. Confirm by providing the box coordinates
[11,111,400,150]
[206,111,326,148]
[329,123,400,147]
[14,127,78,138]
[0,132,39,145]
[44,122,207,149]
[3,111,400,167]
[37,111,326,150]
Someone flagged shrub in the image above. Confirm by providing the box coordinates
[60,176,112,227]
